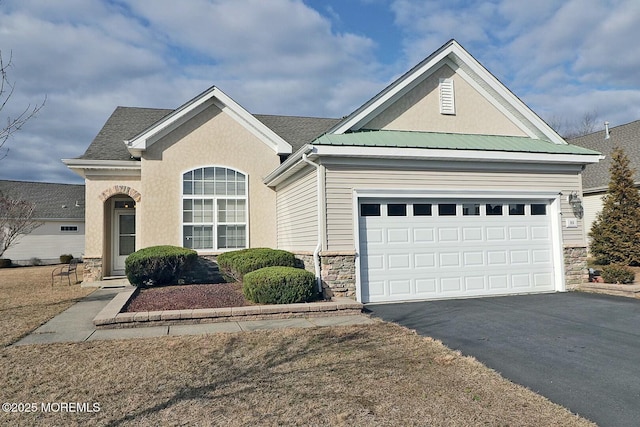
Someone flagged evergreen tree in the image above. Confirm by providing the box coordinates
[589,146,640,265]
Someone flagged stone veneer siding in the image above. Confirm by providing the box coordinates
[564,246,588,290]
[294,252,356,299]
[83,257,103,283]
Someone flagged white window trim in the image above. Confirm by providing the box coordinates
[181,166,249,252]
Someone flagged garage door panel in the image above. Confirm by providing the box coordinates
[463,227,483,241]
[414,228,435,243]
[440,252,461,267]
[414,253,436,268]
[438,228,460,242]
[359,199,557,303]
[388,228,410,243]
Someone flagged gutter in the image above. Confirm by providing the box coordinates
[301,153,324,294]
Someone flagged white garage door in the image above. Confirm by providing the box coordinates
[359,199,556,303]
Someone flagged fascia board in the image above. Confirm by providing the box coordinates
[312,145,603,165]
[449,45,566,145]
[329,45,454,135]
[62,159,141,169]
[125,87,292,155]
[263,145,313,187]
[210,90,292,154]
[125,86,218,150]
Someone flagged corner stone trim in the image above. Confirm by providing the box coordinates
[99,185,141,202]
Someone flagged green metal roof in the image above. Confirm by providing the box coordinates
[313,130,601,156]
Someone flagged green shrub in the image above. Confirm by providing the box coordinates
[601,264,635,284]
[243,266,317,304]
[125,245,197,287]
[60,254,73,264]
[0,258,11,268]
[217,248,297,281]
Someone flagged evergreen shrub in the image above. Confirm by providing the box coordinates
[243,266,316,304]
[601,264,635,284]
[217,248,297,281]
[125,245,197,287]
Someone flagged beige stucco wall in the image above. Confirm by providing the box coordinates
[84,177,142,260]
[363,64,527,137]
[141,103,280,251]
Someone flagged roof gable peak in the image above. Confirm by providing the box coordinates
[125,86,292,157]
[328,39,565,145]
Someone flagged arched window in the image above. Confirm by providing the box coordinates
[182,167,247,250]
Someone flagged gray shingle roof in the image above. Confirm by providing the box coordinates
[80,107,172,161]
[254,115,341,152]
[0,180,85,219]
[569,120,640,192]
[79,107,340,161]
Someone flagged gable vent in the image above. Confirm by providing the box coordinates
[439,78,456,115]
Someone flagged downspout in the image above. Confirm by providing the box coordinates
[301,153,324,294]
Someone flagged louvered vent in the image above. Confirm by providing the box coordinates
[439,78,455,115]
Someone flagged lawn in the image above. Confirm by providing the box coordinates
[0,266,595,426]
[0,265,95,347]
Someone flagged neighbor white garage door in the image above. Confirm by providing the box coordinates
[359,199,556,303]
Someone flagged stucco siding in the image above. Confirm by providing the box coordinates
[324,163,584,251]
[84,177,141,259]
[141,103,280,251]
[275,167,318,251]
[363,64,527,137]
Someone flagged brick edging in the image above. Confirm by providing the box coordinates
[93,291,363,329]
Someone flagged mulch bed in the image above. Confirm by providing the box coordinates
[122,282,254,312]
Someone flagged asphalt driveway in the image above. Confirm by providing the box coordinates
[367,292,640,427]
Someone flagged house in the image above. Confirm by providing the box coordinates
[64,40,602,303]
[569,120,640,246]
[0,180,85,265]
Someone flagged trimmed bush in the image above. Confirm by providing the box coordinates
[0,258,11,268]
[125,245,197,287]
[243,266,316,304]
[217,248,297,281]
[60,254,73,264]
[601,264,635,284]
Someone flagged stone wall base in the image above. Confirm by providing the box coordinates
[564,246,588,290]
[83,257,103,283]
[294,252,356,299]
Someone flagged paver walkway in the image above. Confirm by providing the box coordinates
[13,284,374,346]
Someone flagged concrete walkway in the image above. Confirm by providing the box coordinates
[13,284,374,346]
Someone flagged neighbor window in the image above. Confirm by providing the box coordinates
[183,167,247,250]
[60,225,78,232]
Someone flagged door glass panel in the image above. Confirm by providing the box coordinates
[531,204,547,215]
[119,236,135,256]
[413,204,432,216]
[360,204,381,217]
[119,214,135,234]
[486,204,503,216]
[509,204,525,215]
[438,204,456,216]
[462,203,480,216]
[387,204,407,216]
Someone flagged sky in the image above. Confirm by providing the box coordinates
[1,0,639,184]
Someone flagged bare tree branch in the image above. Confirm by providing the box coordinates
[0,190,42,258]
[0,50,46,160]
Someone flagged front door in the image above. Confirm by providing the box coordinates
[112,210,136,276]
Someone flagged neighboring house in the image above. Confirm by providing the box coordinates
[0,180,85,264]
[570,120,640,247]
[64,39,602,303]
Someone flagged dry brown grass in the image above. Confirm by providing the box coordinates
[0,324,595,426]
[0,265,94,347]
